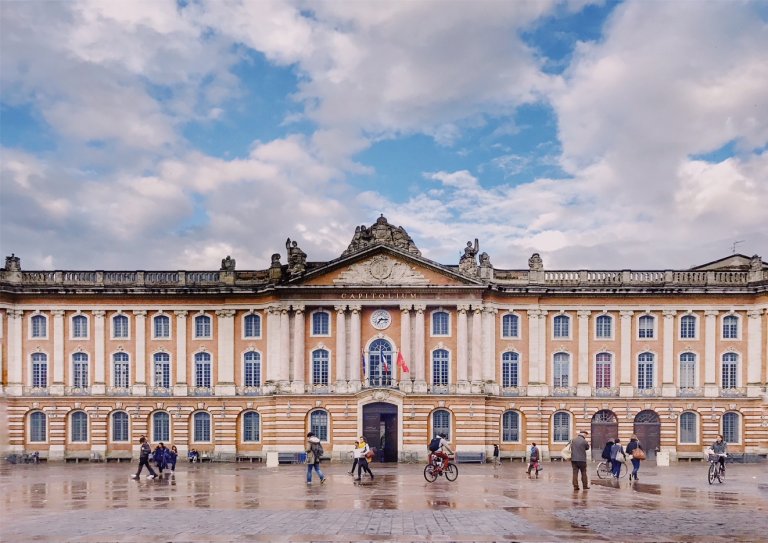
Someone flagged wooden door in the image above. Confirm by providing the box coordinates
[591,410,618,461]
[633,410,661,461]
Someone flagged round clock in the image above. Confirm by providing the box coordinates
[370,309,392,330]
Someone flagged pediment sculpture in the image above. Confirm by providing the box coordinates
[333,255,429,285]
[342,215,421,257]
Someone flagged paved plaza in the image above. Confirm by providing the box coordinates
[1,459,767,542]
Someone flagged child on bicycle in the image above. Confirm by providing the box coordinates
[711,434,727,472]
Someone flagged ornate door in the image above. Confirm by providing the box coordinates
[633,410,661,461]
[590,410,618,461]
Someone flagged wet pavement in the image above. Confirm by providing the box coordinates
[1,460,767,542]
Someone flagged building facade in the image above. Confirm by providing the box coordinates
[1,216,767,462]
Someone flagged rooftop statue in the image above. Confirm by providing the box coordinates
[342,215,421,257]
[285,238,307,277]
[458,239,479,276]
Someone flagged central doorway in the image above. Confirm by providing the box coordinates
[590,410,619,461]
[362,402,398,462]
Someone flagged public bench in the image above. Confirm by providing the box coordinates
[455,452,486,463]
[278,452,306,464]
[500,451,527,463]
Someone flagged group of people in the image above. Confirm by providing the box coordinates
[601,435,645,480]
[131,436,178,480]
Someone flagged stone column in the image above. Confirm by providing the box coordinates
[132,310,147,395]
[93,310,106,394]
[6,309,23,395]
[537,310,548,388]
[527,309,541,393]
[291,305,305,393]
[334,305,347,392]
[265,305,280,385]
[174,311,188,395]
[661,310,677,397]
[470,306,483,392]
[279,306,291,388]
[413,304,427,392]
[619,310,634,397]
[746,309,763,394]
[456,304,470,393]
[704,309,718,397]
[482,307,497,393]
[348,305,362,391]
[216,309,236,395]
[576,310,591,397]
[51,309,65,395]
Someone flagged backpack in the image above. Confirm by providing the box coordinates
[311,441,324,457]
[428,437,441,452]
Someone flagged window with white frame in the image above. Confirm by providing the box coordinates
[72,314,88,338]
[595,352,612,388]
[432,409,450,439]
[312,349,329,386]
[153,353,171,389]
[553,314,570,338]
[244,313,261,338]
[722,315,738,339]
[432,311,449,336]
[502,410,520,442]
[679,412,697,443]
[153,411,170,442]
[432,349,449,386]
[71,411,88,442]
[679,352,696,389]
[637,352,654,389]
[195,352,212,388]
[553,412,570,442]
[194,315,212,338]
[553,352,570,388]
[30,411,46,442]
[113,352,130,388]
[312,311,330,336]
[113,314,129,338]
[243,411,260,442]
[638,315,655,339]
[72,353,89,388]
[722,412,739,443]
[32,353,48,388]
[193,411,211,442]
[595,315,612,339]
[112,411,129,442]
[244,351,261,387]
[501,352,519,388]
[680,314,696,339]
[502,314,519,338]
[31,314,47,338]
[310,409,329,441]
[154,315,171,338]
[721,353,738,389]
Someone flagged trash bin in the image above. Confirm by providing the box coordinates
[656,450,670,467]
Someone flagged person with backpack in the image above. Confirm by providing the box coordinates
[355,436,374,481]
[305,432,326,485]
[428,433,453,466]
[526,442,540,478]
[131,436,157,480]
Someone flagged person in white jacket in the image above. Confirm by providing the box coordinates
[305,432,326,485]
[354,436,374,481]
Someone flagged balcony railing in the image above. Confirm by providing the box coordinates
[678,387,703,397]
[362,378,398,389]
[500,386,526,397]
[236,386,264,396]
[635,387,661,397]
[22,386,50,396]
[64,386,91,396]
[149,387,172,396]
[305,384,332,394]
[720,387,747,397]
[428,384,451,395]
[190,386,214,396]
[552,386,577,397]
[106,386,132,396]
[593,387,619,397]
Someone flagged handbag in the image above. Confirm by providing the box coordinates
[306,451,315,464]
[632,448,646,460]
[561,442,572,460]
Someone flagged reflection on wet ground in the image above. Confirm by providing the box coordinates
[1,461,767,541]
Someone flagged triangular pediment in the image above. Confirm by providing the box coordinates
[690,254,764,271]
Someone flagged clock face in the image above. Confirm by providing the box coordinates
[370,309,392,330]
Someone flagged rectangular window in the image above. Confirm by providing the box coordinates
[680,413,697,443]
[244,359,261,387]
[432,312,449,335]
[723,317,738,339]
[32,360,48,388]
[31,316,47,338]
[73,361,88,388]
[680,316,696,339]
[502,361,518,388]
[432,359,448,386]
[722,361,737,389]
[596,316,612,338]
[595,361,611,388]
[196,362,211,388]
[312,313,329,335]
[553,316,570,338]
[638,361,654,389]
[114,362,129,388]
[553,355,569,388]
[502,315,519,338]
[638,316,654,338]
[195,316,211,338]
[154,316,170,338]
[154,359,170,389]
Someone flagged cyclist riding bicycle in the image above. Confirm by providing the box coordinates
[428,433,454,466]
[711,434,727,472]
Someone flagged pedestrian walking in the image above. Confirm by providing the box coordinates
[305,432,326,485]
[348,440,360,475]
[526,442,540,478]
[492,443,500,468]
[131,436,157,480]
[168,445,178,473]
[610,438,626,478]
[570,430,590,490]
[625,435,644,481]
[154,442,168,475]
[355,436,374,481]
[601,440,614,464]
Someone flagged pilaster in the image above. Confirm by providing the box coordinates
[746,309,763,393]
[216,309,236,395]
[265,305,280,383]
[619,310,633,397]
[334,305,348,392]
[576,310,591,397]
[291,305,306,393]
[413,304,427,392]
[456,304,470,393]
[279,306,290,387]
[132,310,147,395]
[348,305,362,391]
[527,309,541,391]
[51,309,65,395]
[662,309,676,397]
[704,309,718,397]
[399,304,412,385]
[6,309,23,395]
[92,310,106,394]
[174,310,188,396]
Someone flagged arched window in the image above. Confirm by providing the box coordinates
[71,411,88,442]
[680,314,696,339]
[553,352,570,388]
[195,352,212,388]
[193,412,211,442]
[595,315,612,338]
[113,314,129,338]
[72,314,88,338]
[432,311,449,336]
[637,352,654,389]
[368,339,393,386]
[312,349,329,386]
[32,353,48,388]
[30,411,46,442]
[312,311,330,336]
[553,315,570,338]
[310,409,329,441]
[679,412,697,444]
[243,411,260,442]
[244,314,261,338]
[432,349,449,386]
[595,352,612,388]
[502,314,519,338]
[638,315,655,338]
[679,353,696,389]
[721,353,738,389]
[112,411,129,442]
[502,411,520,442]
[153,411,170,442]
[154,315,170,338]
[72,353,89,388]
[432,409,451,440]
[195,315,212,338]
[244,351,261,387]
[723,315,738,339]
[501,352,519,388]
[153,353,171,389]
[553,412,570,442]
[31,314,47,338]
[722,412,740,443]
[113,352,130,388]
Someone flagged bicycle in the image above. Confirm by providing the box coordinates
[707,453,726,484]
[424,453,459,482]
[596,458,627,479]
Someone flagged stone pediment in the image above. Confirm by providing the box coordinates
[333,255,430,286]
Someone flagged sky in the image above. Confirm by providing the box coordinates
[1,0,767,272]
